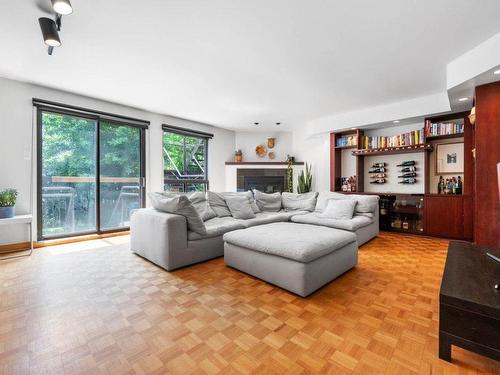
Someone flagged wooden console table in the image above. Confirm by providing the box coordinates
[439,241,500,362]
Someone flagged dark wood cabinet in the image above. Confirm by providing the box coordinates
[424,195,472,240]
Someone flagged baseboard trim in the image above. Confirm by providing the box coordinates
[36,231,130,247]
[0,242,31,254]
[0,231,129,254]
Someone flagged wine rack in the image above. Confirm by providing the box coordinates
[397,160,417,185]
[368,162,387,184]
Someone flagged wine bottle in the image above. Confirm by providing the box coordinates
[438,176,444,194]
[369,173,386,179]
[396,161,415,167]
[398,172,417,178]
[456,176,463,194]
[369,167,386,173]
[399,166,416,173]
[398,178,417,184]
[370,179,386,184]
[372,162,386,168]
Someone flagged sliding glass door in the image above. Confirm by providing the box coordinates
[99,121,142,230]
[38,109,145,240]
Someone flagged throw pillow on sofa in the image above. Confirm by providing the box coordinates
[208,191,260,217]
[281,192,319,212]
[254,190,281,212]
[221,191,260,213]
[149,193,207,235]
[225,195,256,220]
[320,199,357,220]
[187,192,217,221]
[149,191,216,221]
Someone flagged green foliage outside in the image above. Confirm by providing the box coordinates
[41,112,141,235]
[0,189,17,207]
[163,131,207,192]
[42,113,140,178]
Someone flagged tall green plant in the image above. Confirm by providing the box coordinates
[297,163,313,193]
[0,189,18,207]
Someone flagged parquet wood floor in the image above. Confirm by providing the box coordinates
[0,233,498,374]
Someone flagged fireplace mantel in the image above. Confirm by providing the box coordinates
[224,162,304,192]
[225,161,304,165]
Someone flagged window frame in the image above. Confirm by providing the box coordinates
[36,104,147,241]
[162,125,212,193]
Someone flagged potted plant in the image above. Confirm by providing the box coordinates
[0,189,18,219]
[297,163,313,193]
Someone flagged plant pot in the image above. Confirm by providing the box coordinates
[0,206,15,219]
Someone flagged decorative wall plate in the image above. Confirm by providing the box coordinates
[268,151,276,160]
[255,144,267,157]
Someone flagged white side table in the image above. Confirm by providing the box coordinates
[0,214,33,260]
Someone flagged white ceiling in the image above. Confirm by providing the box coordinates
[1,0,500,131]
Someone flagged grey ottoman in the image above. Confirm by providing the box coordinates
[223,222,358,297]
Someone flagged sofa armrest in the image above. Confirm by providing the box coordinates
[130,208,188,271]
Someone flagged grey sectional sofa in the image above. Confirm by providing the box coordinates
[130,191,379,271]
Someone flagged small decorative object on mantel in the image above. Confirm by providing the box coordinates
[234,150,242,163]
[0,189,18,219]
[255,144,267,158]
[267,137,276,149]
[297,163,313,193]
[268,151,276,160]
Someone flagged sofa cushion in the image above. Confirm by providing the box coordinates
[291,212,373,232]
[254,190,281,212]
[149,191,216,221]
[207,192,232,217]
[225,195,256,220]
[315,192,379,214]
[149,193,207,235]
[281,192,318,212]
[187,217,247,241]
[223,222,356,263]
[186,192,217,221]
[208,191,260,217]
[320,199,356,220]
[221,191,260,213]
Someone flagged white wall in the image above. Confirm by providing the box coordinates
[235,131,293,163]
[0,76,235,245]
[292,131,331,192]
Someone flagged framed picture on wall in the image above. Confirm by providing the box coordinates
[436,142,464,174]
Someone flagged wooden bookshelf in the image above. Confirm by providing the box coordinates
[329,110,474,241]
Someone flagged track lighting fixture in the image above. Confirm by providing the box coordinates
[51,0,73,15]
[39,17,61,48]
[38,0,74,55]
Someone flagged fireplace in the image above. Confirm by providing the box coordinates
[237,169,287,193]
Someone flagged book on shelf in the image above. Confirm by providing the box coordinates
[361,129,424,149]
[336,134,357,147]
[424,120,464,137]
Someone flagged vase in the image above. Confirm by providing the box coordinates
[0,206,15,219]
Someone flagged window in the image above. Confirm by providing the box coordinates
[162,125,212,192]
[35,100,147,240]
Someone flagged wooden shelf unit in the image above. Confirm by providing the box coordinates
[352,144,432,156]
[330,129,364,192]
[330,110,474,240]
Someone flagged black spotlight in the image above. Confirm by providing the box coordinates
[39,17,61,48]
